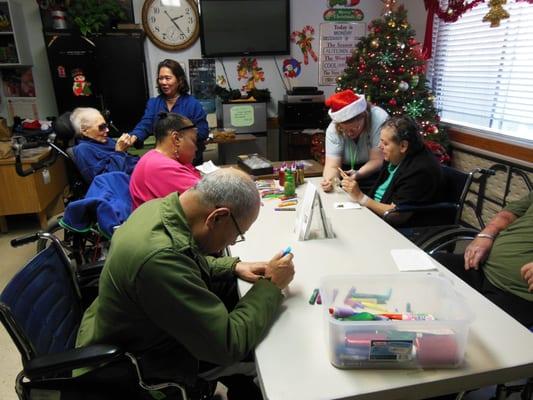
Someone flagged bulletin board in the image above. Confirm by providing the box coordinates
[318,22,365,86]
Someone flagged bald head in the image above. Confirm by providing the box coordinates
[193,168,260,220]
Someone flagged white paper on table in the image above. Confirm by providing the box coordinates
[333,202,361,210]
[390,249,438,272]
[196,160,219,174]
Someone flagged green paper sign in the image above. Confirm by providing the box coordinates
[323,8,364,22]
[230,105,254,127]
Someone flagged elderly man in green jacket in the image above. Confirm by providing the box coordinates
[76,168,295,399]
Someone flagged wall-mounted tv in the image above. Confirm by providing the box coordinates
[200,0,290,57]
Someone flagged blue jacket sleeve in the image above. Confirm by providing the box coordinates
[130,98,159,142]
[74,142,138,183]
[186,98,209,142]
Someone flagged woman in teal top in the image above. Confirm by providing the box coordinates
[341,116,443,222]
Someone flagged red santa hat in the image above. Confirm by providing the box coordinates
[326,90,367,123]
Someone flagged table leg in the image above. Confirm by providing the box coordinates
[218,143,226,165]
[37,211,48,230]
[0,216,7,233]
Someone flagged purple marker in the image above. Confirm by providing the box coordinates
[329,305,357,318]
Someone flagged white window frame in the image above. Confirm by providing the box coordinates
[427,0,533,148]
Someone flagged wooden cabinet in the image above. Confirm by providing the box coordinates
[278,101,329,161]
[0,150,67,231]
[0,0,31,66]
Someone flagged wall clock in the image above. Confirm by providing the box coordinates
[142,0,200,51]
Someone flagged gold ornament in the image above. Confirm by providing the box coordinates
[370,39,379,49]
[388,20,396,28]
[483,0,510,28]
[401,22,409,29]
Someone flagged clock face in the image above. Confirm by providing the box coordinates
[142,0,200,51]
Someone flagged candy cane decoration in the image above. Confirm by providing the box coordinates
[291,25,318,65]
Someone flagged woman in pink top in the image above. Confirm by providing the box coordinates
[130,112,201,209]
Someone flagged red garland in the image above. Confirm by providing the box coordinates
[434,0,533,23]
[434,0,484,23]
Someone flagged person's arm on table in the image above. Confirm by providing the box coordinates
[321,156,342,192]
[464,209,517,270]
[138,250,294,365]
[341,175,395,216]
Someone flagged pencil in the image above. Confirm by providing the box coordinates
[275,207,296,211]
[337,167,349,179]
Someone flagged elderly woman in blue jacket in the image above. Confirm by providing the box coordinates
[71,107,138,183]
[129,59,209,164]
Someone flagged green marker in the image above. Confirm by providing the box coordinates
[309,288,319,305]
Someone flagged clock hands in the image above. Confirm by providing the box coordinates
[164,10,185,36]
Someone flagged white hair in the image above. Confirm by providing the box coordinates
[194,169,259,219]
[70,107,102,137]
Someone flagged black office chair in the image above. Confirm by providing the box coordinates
[0,232,195,400]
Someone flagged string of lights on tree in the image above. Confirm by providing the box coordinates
[336,4,448,155]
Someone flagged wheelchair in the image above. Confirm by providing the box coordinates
[1,232,214,400]
[11,113,118,267]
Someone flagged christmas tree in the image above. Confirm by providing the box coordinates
[336,4,449,162]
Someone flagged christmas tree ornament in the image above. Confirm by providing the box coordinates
[404,100,425,117]
[388,20,396,28]
[398,80,409,91]
[397,42,406,49]
[377,51,394,65]
[370,39,380,48]
[371,75,380,83]
[388,98,397,106]
[410,75,419,87]
[483,0,510,27]
[397,66,406,74]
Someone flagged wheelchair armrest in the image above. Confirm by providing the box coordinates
[384,202,459,217]
[24,344,124,380]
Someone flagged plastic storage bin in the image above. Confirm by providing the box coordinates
[320,273,474,369]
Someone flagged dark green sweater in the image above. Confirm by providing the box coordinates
[76,192,282,384]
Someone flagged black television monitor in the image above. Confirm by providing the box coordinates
[200,0,290,57]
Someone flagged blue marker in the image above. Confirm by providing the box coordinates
[281,246,292,256]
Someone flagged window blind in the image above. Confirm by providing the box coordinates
[427,1,533,143]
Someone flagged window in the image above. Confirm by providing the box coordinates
[427,1,533,144]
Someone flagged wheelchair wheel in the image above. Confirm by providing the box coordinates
[37,217,108,267]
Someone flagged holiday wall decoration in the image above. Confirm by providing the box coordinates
[291,25,319,65]
[283,58,302,78]
[336,5,450,160]
[236,57,265,92]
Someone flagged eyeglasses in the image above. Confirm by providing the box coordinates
[229,212,246,243]
[97,123,109,132]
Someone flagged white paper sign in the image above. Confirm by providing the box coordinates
[319,22,366,86]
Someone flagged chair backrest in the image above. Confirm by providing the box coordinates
[441,165,469,204]
[0,241,82,363]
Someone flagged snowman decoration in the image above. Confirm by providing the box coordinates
[72,69,92,97]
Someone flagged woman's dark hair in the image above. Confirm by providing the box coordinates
[154,112,195,143]
[157,59,189,95]
[379,116,424,155]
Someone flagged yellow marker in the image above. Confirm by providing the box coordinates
[279,201,298,207]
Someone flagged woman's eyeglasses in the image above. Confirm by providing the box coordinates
[97,123,109,132]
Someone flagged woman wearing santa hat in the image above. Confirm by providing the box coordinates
[341,116,443,224]
[321,90,389,192]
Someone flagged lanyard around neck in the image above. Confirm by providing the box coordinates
[348,139,358,171]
